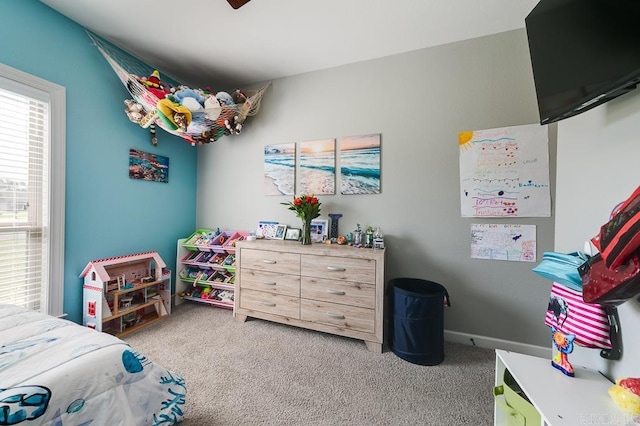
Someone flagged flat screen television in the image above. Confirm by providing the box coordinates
[525,0,640,124]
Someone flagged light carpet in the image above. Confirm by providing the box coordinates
[124,302,495,425]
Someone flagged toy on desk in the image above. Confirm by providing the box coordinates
[546,291,575,376]
[373,227,385,249]
[550,326,575,377]
[609,377,640,415]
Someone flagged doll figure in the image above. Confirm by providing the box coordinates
[551,326,575,377]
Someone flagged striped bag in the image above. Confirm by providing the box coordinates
[545,282,611,349]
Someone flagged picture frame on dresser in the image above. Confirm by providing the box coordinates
[310,219,328,242]
[274,224,287,240]
[285,228,301,241]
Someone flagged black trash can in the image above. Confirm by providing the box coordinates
[390,278,450,366]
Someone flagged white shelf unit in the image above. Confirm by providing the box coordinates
[494,349,634,426]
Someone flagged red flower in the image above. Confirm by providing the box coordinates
[281,194,321,222]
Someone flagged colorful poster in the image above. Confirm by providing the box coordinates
[470,223,536,262]
[459,124,550,217]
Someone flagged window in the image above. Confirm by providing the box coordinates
[0,63,65,316]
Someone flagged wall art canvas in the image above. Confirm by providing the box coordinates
[264,142,295,196]
[129,149,169,183]
[340,134,381,195]
[298,138,335,195]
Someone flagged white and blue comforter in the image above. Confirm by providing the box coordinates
[0,304,186,425]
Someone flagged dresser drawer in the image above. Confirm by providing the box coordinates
[239,288,300,319]
[300,276,374,309]
[300,298,374,333]
[240,269,300,297]
[301,254,376,284]
[241,248,300,275]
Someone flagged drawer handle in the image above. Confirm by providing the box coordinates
[327,266,346,272]
[262,281,277,286]
[261,302,276,307]
[326,290,346,295]
[327,313,345,320]
[262,260,276,264]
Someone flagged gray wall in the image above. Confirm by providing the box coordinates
[196,29,556,350]
[555,91,640,379]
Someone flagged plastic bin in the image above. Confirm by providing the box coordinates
[494,369,541,426]
[389,278,450,366]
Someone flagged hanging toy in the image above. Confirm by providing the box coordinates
[124,99,159,146]
[124,99,144,123]
[150,124,157,146]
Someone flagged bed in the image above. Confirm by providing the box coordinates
[0,303,186,425]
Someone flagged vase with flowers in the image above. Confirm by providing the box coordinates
[281,194,321,245]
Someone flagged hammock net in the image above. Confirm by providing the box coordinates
[86,30,268,146]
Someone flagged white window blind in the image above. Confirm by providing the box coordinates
[0,64,65,316]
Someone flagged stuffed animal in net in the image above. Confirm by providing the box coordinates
[124,99,158,146]
[139,70,170,99]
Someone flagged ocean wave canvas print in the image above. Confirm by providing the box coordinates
[129,149,169,183]
[340,134,381,195]
[264,143,295,195]
[298,138,336,195]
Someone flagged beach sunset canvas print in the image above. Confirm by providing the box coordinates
[340,134,381,194]
[298,138,336,195]
[264,142,295,195]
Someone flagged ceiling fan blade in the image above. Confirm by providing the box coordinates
[227,0,251,9]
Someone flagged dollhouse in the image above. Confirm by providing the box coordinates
[80,251,171,336]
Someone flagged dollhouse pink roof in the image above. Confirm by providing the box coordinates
[79,251,166,282]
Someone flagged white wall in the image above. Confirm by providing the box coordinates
[196,29,556,351]
[555,91,640,379]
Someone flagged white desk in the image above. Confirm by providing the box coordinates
[494,350,635,425]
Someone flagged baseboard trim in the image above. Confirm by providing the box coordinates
[444,330,551,359]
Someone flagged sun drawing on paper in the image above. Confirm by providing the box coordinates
[458,131,474,151]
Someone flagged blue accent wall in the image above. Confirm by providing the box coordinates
[0,1,198,323]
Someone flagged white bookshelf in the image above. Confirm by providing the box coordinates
[494,350,634,426]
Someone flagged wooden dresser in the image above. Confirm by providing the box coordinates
[234,240,386,353]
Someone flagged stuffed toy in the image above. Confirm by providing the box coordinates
[231,89,248,104]
[204,94,221,120]
[225,114,243,135]
[167,86,205,112]
[215,91,235,106]
[156,98,192,132]
[124,99,158,146]
[140,70,170,99]
[123,99,144,123]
